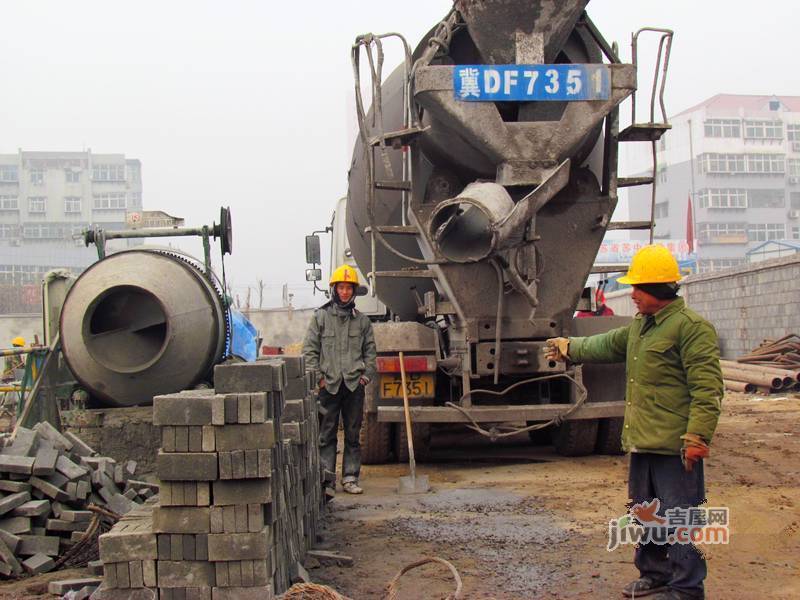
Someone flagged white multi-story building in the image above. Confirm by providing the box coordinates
[0,150,143,291]
[626,94,800,272]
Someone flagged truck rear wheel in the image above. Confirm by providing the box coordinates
[595,417,625,455]
[394,423,431,463]
[360,410,392,464]
[552,419,598,457]
[526,423,554,446]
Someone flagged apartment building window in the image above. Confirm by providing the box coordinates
[22,223,69,239]
[0,196,19,210]
[30,169,45,185]
[792,226,800,240]
[65,169,81,183]
[697,188,747,209]
[654,201,669,218]
[698,222,746,240]
[704,119,741,138]
[92,164,125,182]
[702,153,745,174]
[28,197,46,213]
[0,224,19,239]
[697,258,745,273]
[788,159,800,177]
[744,120,783,140]
[747,223,786,242]
[0,166,18,182]
[791,192,800,209]
[746,154,785,174]
[93,192,126,209]
[748,189,785,208]
[64,197,82,213]
[128,192,142,208]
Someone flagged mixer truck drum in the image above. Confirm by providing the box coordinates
[60,249,227,408]
[428,182,515,263]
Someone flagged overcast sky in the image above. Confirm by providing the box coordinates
[2,1,797,308]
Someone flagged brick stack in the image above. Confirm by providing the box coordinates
[0,422,155,579]
[96,358,324,599]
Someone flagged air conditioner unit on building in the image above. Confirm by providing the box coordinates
[10,239,21,246]
[790,177,800,185]
[789,210,800,220]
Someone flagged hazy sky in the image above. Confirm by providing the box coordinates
[2,1,797,308]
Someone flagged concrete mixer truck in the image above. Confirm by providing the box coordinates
[305,1,673,462]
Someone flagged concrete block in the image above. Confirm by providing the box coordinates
[63,431,96,457]
[0,480,30,493]
[183,533,196,560]
[48,577,103,594]
[175,426,189,452]
[0,515,31,534]
[241,560,254,586]
[247,504,263,533]
[60,509,92,522]
[3,427,39,457]
[283,378,307,400]
[116,562,130,588]
[158,534,171,559]
[244,450,258,479]
[211,395,226,426]
[237,395,251,423]
[218,452,233,480]
[0,535,22,574]
[129,559,144,588]
[10,499,49,517]
[224,396,238,424]
[197,482,211,506]
[209,506,224,534]
[282,400,305,421]
[189,426,203,453]
[162,426,176,453]
[157,560,216,588]
[227,560,242,586]
[157,452,218,481]
[56,454,90,480]
[28,476,70,502]
[222,506,236,533]
[257,449,271,478]
[214,562,229,587]
[99,529,157,562]
[170,534,183,560]
[0,491,31,516]
[234,504,248,533]
[250,393,266,423]
[107,493,137,516]
[196,533,208,561]
[212,479,272,506]
[211,585,274,599]
[142,559,157,587]
[32,445,58,476]
[252,558,270,586]
[91,583,155,599]
[33,422,73,452]
[214,362,274,393]
[184,482,197,506]
[153,507,210,534]
[0,527,21,553]
[202,426,215,452]
[281,355,305,379]
[231,450,245,480]
[214,423,275,451]
[17,534,60,556]
[22,551,54,574]
[0,455,35,474]
[153,394,217,426]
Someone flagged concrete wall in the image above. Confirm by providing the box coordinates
[242,307,315,348]
[604,289,637,317]
[681,255,800,358]
[0,313,42,346]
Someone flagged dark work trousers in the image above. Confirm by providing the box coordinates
[628,452,707,598]
[318,384,364,486]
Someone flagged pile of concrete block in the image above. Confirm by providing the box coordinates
[0,422,155,579]
[95,357,324,599]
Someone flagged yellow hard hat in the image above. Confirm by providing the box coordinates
[329,264,359,286]
[11,336,25,347]
[617,245,682,285]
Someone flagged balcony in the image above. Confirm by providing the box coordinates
[699,233,749,245]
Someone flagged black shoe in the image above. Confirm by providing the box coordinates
[622,577,669,597]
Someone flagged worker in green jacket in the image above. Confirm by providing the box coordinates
[546,245,723,600]
[303,264,377,495]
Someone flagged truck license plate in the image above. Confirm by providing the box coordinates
[380,373,434,399]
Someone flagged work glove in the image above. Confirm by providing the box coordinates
[318,378,326,390]
[544,337,570,362]
[680,433,709,472]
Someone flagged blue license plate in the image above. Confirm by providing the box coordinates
[453,64,610,102]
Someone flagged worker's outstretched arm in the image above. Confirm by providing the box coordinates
[679,320,723,444]
[567,325,630,364]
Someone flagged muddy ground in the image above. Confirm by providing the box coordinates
[1,392,797,599]
[312,393,800,599]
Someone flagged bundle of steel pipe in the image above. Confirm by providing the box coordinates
[723,334,800,394]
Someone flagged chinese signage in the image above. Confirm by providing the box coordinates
[453,64,610,102]
[597,239,694,264]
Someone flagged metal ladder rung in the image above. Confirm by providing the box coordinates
[590,263,629,274]
[607,221,653,231]
[374,269,437,278]
[618,176,655,187]
[364,225,417,234]
[618,123,671,142]
[374,180,412,191]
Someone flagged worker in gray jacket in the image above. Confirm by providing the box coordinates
[303,264,377,495]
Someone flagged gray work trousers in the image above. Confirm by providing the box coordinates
[318,384,364,485]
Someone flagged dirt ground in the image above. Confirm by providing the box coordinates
[2,392,797,599]
[312,392,800,599]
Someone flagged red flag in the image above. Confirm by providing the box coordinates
[686,193,695,253]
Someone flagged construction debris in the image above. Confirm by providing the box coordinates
[722,334,800,394]
[95,356,324,598]
[0,422,153,581]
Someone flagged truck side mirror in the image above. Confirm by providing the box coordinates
[305,235,321,265]
[305,269,322,282]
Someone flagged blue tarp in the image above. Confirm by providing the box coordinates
[228,309,259,361]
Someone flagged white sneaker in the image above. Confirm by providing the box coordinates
[342,481,363,494]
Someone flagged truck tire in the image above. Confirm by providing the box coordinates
[595,417,625,455]
[526,423,554,446]
[552,419,598,457]
[360,410,392,464]
[394,423,431,463]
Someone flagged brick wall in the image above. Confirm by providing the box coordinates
[681,255,800,358]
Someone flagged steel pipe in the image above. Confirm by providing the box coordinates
[721,367,782,390]
[723,380,756,394]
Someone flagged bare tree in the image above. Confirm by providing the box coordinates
[257,279,265,309]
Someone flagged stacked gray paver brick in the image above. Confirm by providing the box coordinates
[0,422,154,580]
[96,357,324,599]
